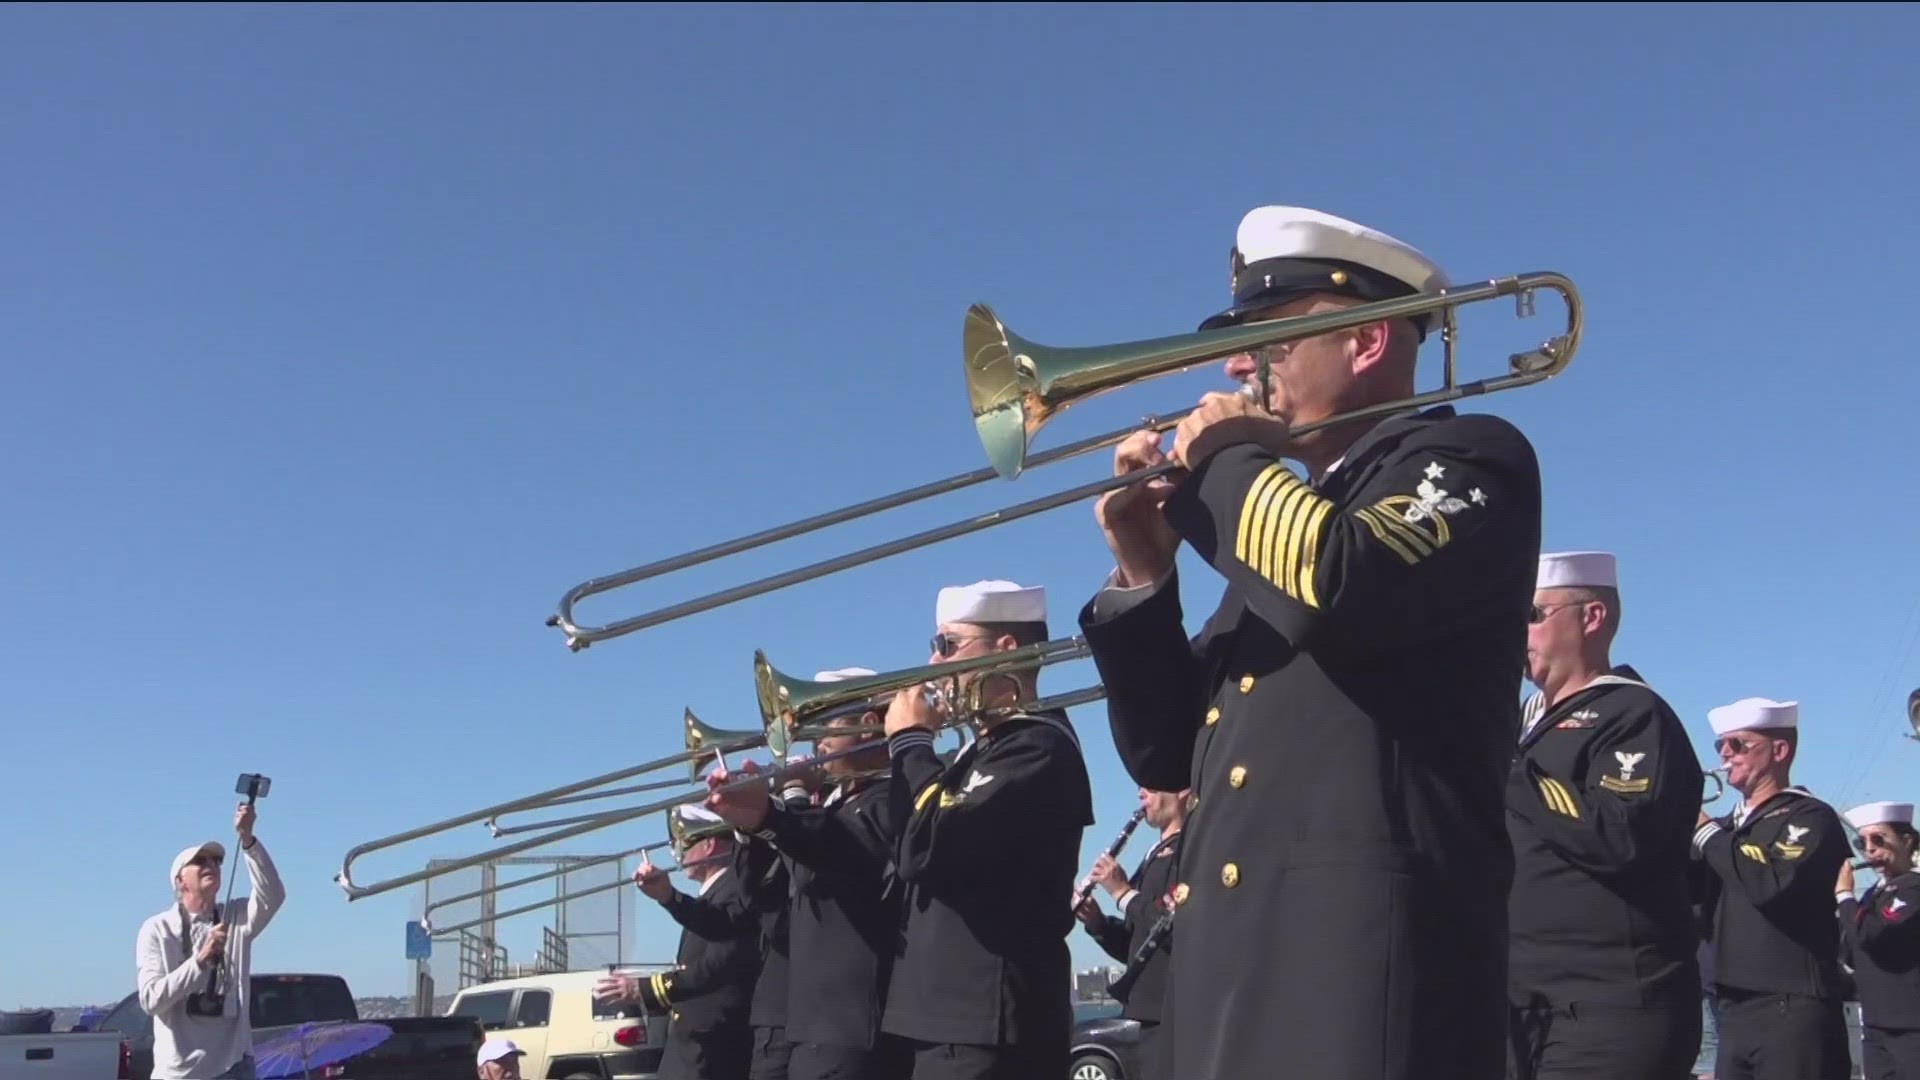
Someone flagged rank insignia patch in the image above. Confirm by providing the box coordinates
[1601,750,1651,793]
[1740,843,1768,863]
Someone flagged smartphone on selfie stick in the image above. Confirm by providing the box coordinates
[187,774,270,1017]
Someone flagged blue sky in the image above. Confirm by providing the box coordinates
[4,3,1918,1005]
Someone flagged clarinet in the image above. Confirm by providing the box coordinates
[1073,808,1146,911]
[1107,904,1175,1002]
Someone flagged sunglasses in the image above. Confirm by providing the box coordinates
[930,632,994,658]
[1529,601,1589,624]
[1713,735,1777,755]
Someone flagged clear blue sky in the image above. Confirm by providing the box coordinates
[5,3,1918,1006]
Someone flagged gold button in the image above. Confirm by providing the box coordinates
[1222,862,1240,888]
[1330,270,1349,285]
[1174,882,1190,905]
[671,1010,681,1021]
[1239,675,1255,693]
[1229,765,1247,788]
[1205,706,1220,726]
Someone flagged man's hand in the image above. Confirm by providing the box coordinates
[1074,896,1104,931]
[884,685,942,739]
[633,855,672,901]
[235,802,256,848]
[1093,429,1182,589]
[1838,861,1856,898]
[704,762,771,831]
[196,923,228,966]
[592,974,639,1004]
[1171,390,1289,471]
[1090,853,1129,899]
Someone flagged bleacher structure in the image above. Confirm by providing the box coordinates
[407,852,632,1014]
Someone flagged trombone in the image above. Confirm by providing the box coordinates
[547,273,1582,650]
[421,848,733,937]
[1704,767,1729,804]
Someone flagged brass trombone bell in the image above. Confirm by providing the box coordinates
[756,634,1094,751]
[545,272,1582,651]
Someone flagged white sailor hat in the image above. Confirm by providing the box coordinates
[1707,697,1799,737]
[935,579,1047,626]
[670,803,733,849]
[814,667,878,683]
[1845,801,1915,831]
[1201,205,1451,336]
[1537,551,1618,591]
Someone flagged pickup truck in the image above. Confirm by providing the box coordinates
[91,973,481,1079]
[0,1029,128,1080]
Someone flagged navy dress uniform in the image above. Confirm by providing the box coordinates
[1838,801,1920,1080]
[1505,552,1704,1079]
[1691,698,1854,1080]
[1083,827,1183,1079]
[882,581,1097,1080]
[745,668,914,1080]
[636,807,764,1080]
[1080,206,1544,1080]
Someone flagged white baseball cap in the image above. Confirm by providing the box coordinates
[169,842,226,889]
[477,1038,524,1066]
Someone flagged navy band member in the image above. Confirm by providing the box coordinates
[1078,205,1542,1080]
[1075,786,1187,1080]
[1505,551,1703,1079]
[704,669,914,1080]
[1691,697,1853,1080]
[738,785,810,1080]
[886,580,1095,1079]
[1838,801,1920,1080]
[595,807,761,1080]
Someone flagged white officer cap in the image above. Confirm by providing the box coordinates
[935,580,1047,626]
[1201,205,1451,335]
[169,841,225,890]
[1708,697,1799,736]
[477,1038,524,1066]
[814,667,878,682]
[1537,551,1618,590]
[1844,802,1915,830]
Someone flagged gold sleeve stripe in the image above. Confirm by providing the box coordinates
[1354,507,1421,565]
[1234,464,1335,608]
[915,782,943,812]
[1537,776,1581,819]
[1740,843,1768,863]
[651,971,671,1005]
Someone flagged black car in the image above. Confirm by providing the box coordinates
[1069,1003,1141,1080]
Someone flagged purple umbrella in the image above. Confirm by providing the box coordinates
[253,1021,393,1079]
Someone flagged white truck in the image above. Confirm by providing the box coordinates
[0,1030,128,1080]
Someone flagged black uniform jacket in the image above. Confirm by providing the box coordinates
[1085,829,1182,1022]
[1840,870,1920,1029]
[736,826,798,1033]
[1079,405,1542,1080]
[639,867,761,1035]
[880,709,1095,1049]
[1692,786,1850,999]
[1507,668,1704,1007]
[754,773,901,1049]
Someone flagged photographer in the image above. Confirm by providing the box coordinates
[136,799,285,1079]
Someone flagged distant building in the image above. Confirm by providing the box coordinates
[1074,967,1116,1002]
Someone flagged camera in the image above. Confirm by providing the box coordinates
[236,773,270,801]
[184,988,226,1018]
